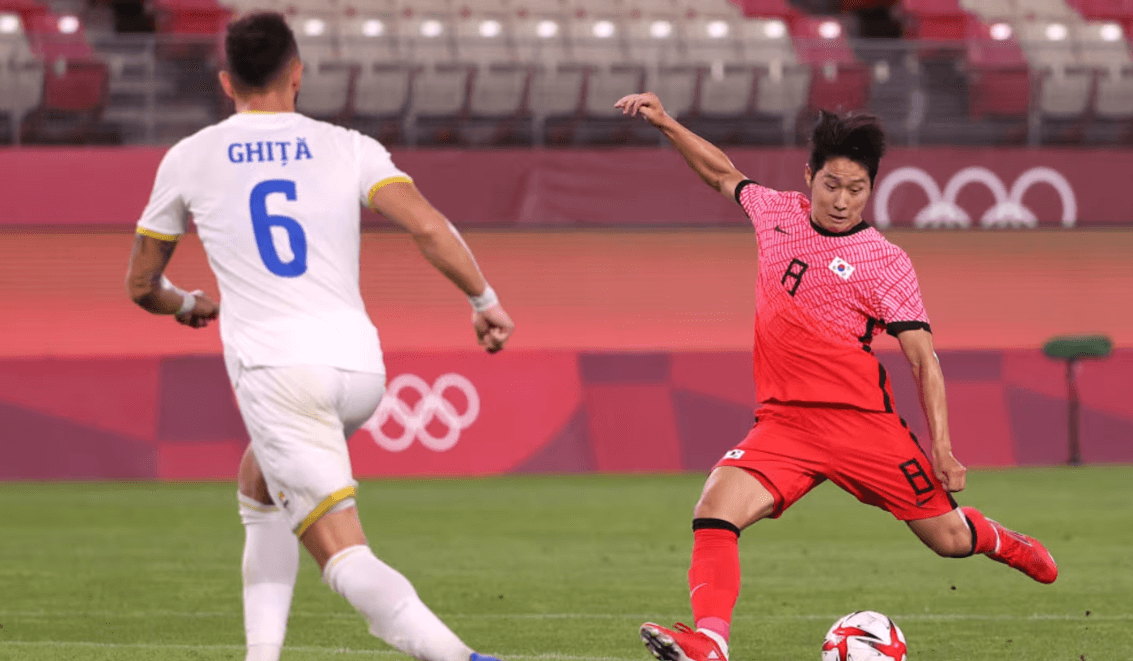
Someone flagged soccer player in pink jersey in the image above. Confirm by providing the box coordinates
[614,92,1058,661]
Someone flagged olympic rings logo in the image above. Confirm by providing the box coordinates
[873,166,1076,229]
[361,373,480,453]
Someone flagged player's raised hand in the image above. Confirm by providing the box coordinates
[932,445,967,492]
[614,92,668,127]
[473,304,514,354]
[175,291,219,329]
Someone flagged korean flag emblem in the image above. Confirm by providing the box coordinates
[828,256,855,280]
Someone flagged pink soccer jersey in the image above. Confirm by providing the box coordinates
[736,180,930,412]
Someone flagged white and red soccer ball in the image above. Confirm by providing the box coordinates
[821,611,908,661]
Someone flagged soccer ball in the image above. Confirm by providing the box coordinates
[821,611,907,661]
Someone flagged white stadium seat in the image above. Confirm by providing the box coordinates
[1076,21,1133,118]
[354,65,412,116]
[411,63,470,116]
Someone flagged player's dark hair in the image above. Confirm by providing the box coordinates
[808,110,887,186]
[225,12,299,93]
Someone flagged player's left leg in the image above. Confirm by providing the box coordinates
[280,367,501,661]
[237,446,299,661]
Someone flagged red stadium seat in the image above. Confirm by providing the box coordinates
[151,0,231,36]
[18,10,108,113]
[734,0,797,20]
[900,0,967,40]
[788,16,870,113]
[964,15,1030,119]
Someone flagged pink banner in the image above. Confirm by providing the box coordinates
[1,349,1130,481]
[0,147,1125,228]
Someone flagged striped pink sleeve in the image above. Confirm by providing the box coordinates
[736,180,783,231]
[875,250,931,336]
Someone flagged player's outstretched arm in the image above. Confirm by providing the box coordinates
[615,92,747,201]
[125,234,219,328]
[897,328,966,492]
[370,181,514,353]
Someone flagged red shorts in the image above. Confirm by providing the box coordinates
[715,403,957,521]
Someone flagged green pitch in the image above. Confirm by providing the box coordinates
[0,467,1130,661]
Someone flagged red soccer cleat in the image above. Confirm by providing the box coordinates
[987,519,1059,584]
[640,622,728,661]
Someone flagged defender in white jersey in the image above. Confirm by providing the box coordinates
[125,13,514,661]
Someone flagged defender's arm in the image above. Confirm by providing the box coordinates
[370,181,514,353]
[897,328,965,492]
[125,233,218,327]
[615,92,747,201]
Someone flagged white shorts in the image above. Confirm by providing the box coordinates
[230,363,385,535]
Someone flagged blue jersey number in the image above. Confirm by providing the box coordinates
[249,179,307,277]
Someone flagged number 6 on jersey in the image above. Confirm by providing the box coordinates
[250,179,307,277]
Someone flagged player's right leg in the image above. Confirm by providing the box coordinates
[236,365,500,661]
[237,446,299,661]
[643,408,823,661]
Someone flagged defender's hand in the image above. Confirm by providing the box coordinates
[175,292,219,329]
[932,445,967,492]
[473,305,514,354]
[614,92,669,127]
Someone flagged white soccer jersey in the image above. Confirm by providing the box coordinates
[136,112,410,374]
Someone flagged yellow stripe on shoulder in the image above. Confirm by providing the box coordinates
[367,175,414,207]
[136,227,182,242]
[294,486,357,537]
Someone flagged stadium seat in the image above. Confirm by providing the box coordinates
[399,12,457,62]
[739,18,808,116]
[341,15,400,63]
[958,0,1014,22]
[354,64,410,116]
[964,15,1031,119]
[528,62,584,143]
[19,10,108,114]
[151,0,231,35]
[0,17,43,131]
[396,0,454,18]
[411,62,470,114]
[624,15,681,66]
[454,11,515,63]
[513,14,570,63]
[1015,18,1092,118]
[568,14,628,63]
[648,64,698,117]
[734,0,795,19]
[1013,0,1078,21]
[899,0,968,41]
[788,16,869,114]
[682,16,742,66]
[1075,21,1133,119]
[1066,0,1133,21]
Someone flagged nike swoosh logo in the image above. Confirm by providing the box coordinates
[690,582,708,598]
[915,496,933,507]
[774,225,789,234]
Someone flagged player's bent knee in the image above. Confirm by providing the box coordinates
[237,449,273,505]
[693,466,776,529]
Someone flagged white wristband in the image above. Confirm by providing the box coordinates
[469,284,499,312]
[177,291,197,316]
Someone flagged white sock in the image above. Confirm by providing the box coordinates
[322,545,472,661]
[239,493,299,661]
[699,628,729,659]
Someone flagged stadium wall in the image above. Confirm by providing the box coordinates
[1,226,1131,479]
[0,147,1130,228]
[1,349,1131,481]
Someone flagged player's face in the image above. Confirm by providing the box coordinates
[806,157,871,234]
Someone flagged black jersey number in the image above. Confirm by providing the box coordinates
[781,258,809,297]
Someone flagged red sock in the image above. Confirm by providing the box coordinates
[688,520,741,642]
[960,507,1000,555]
